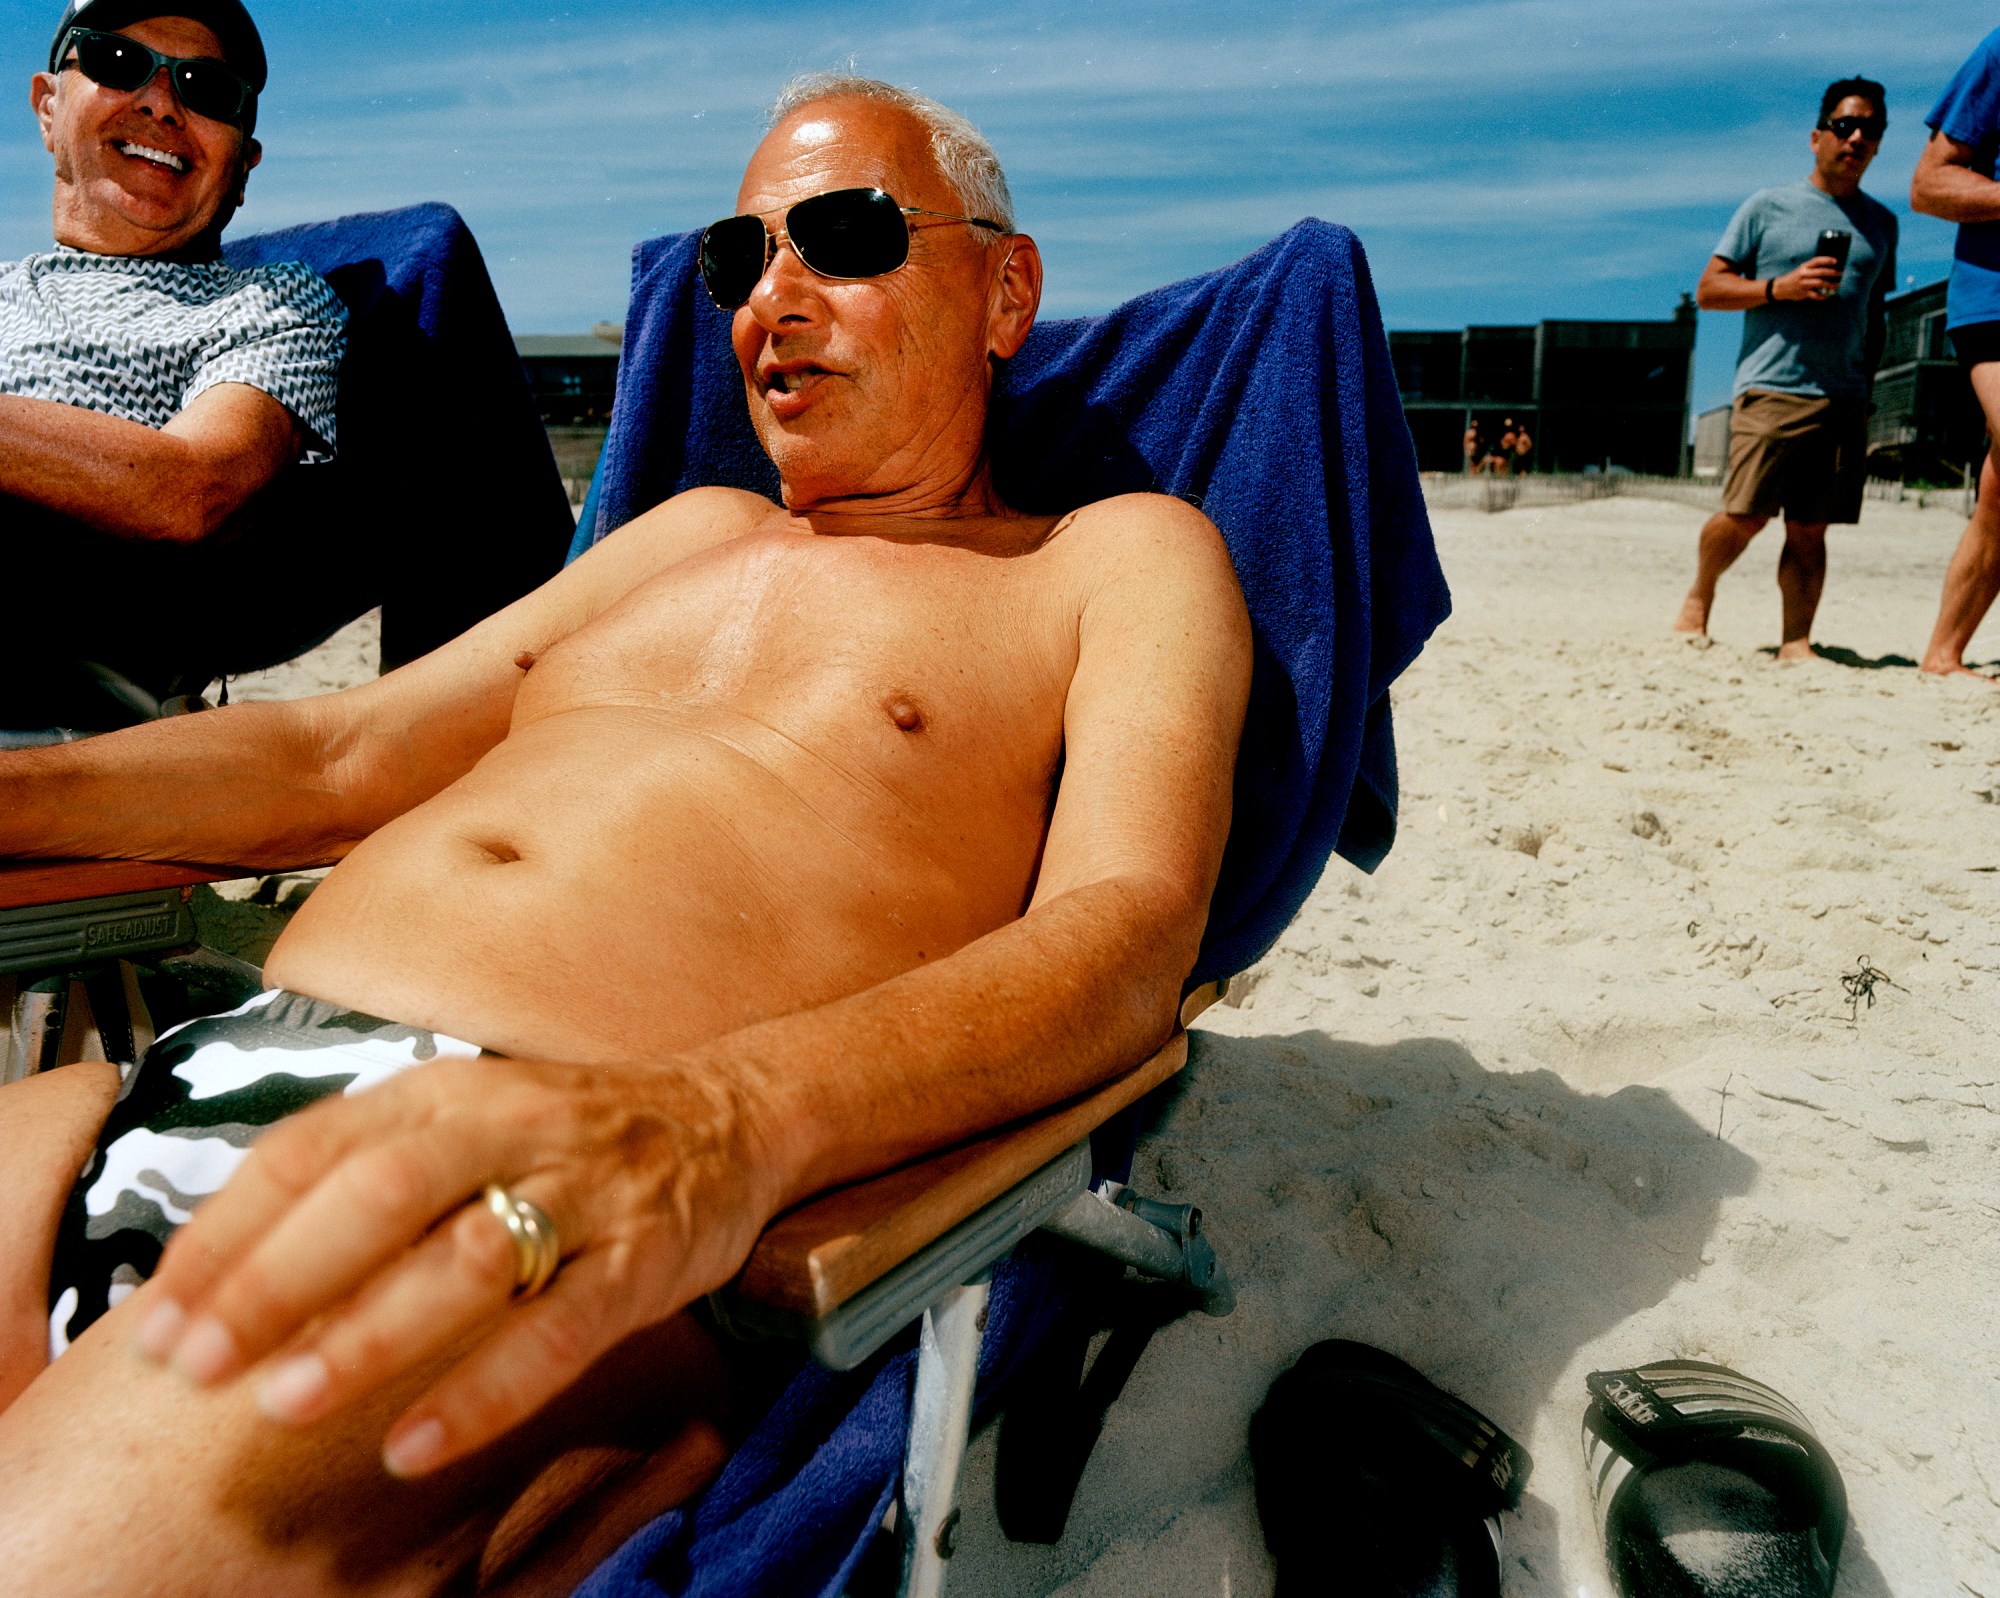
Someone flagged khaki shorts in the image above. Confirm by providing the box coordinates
[1721,390,1869,525]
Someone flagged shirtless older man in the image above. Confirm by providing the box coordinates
[0,77,1250,1595]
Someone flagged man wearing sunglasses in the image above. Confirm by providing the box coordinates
[0,77,1251,1594]
[1,0,349,721]
[1673,77,1897,661]
[1913,29,2000,680]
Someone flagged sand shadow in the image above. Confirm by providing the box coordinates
[953,1029,1781,1597]
[1756,643,1919,670]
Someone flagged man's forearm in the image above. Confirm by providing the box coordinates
[0,699,366,869]
[1697,266,1771,312]
[687,874,1205,1216]
[1912,138,2000,222]
[0,392,284,542]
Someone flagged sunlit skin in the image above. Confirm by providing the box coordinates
[0,93,1250,1595]
[731,99,1038,516]
[30,14,260,261]
[1675,94,1883,659]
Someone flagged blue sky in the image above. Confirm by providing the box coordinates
[0,0,1987,415]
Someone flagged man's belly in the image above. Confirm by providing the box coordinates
[264,707,1046,1062]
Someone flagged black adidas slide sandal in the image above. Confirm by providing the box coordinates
[1582,1360,1847,1598]
[1251,1340,1532,1597]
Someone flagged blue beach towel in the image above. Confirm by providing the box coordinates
[574,221,1449,1597]
[226,203,574,660]
[582,218,1447,982]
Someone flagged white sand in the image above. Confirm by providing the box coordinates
[950,494,1999,1598]
[198,506,2000,1596]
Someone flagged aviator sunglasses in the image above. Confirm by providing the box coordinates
[699,186,1005,311]
[1818,113,1885,142]
[61,28,255,128]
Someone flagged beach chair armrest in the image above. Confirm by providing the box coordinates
[731,1027,1194,1325]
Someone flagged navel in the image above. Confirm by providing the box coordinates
[882,694,926,733]
[514,651,538,672]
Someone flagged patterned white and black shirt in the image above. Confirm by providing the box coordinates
[0,247,346,458]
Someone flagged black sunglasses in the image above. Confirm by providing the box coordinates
[1819,114,1885,143]
[62,28,255,129]
[699,187,1006,312]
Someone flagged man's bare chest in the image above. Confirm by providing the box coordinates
[513,530,1077,791]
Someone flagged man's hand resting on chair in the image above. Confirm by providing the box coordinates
[0,77,1249,1594]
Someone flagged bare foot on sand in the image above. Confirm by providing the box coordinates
[1775,640,1815,662]
[1672,595,1709,635]
[1918,657,1999,683]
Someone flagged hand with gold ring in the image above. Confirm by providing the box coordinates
[126,1052,787,1477]
[483,1183,561,1299]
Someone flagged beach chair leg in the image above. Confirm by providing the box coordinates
[5,976,67,1084]
[897,1274,989,1598]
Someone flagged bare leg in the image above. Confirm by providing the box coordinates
[1921,407,2000,679]
[1776,520,1829,660]
[0,1061,120,1411]
[1674,511,1769,634]
[0,1289,730,1597]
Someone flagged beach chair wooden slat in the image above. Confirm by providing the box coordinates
[735,1029,1190,1319]
[0,859,242,912]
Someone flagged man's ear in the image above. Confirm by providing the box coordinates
[236,136,261,205]
[987,233,1043,363]
[31,72,58,153]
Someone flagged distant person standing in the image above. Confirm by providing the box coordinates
[1495,417,1519,476]
[1510,417,1534,473]
[1913,31,2000,680]
[1673,78,1898,660]
[1463,417,1487,475]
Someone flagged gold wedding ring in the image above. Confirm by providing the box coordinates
[483,1183,561,1299]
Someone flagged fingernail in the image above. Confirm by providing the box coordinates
[382,1417,446,1478]
[257,1353,330,1423]
[173,1316,239,1384]
[132,1298,186,1362]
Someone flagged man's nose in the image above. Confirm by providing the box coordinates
[128,66,184,123]
[747,236,824,327]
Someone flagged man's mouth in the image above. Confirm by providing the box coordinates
[762,364,832,396]
[119,141,187,173]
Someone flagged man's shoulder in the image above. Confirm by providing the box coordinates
[1055,492,1244,614]
[1058,491,1230,561]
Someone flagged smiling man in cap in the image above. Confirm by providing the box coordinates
[2,0,347,721]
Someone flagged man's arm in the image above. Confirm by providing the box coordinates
[135,494,1255,1474]
[1696,253,1839,311]
[0,381,300,542]
[1912,130,2000,223]
[0,485,779,868]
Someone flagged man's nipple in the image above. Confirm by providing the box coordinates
[883,694,925,733]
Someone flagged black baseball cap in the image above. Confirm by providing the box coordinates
[49,0,266,92]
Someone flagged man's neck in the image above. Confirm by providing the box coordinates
[1809,169,1862,202]
[781,459,1023,532]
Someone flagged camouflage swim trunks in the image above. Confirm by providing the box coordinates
[45,989,481,1360]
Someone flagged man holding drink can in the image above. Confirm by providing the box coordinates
[1673,78,1897,660]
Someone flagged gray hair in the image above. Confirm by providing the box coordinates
[766,74,1015,234]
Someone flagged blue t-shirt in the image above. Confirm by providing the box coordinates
[1929,27,2000,330]
[1713,181,1897,400]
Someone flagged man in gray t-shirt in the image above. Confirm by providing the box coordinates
[1672,77,1898,661]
